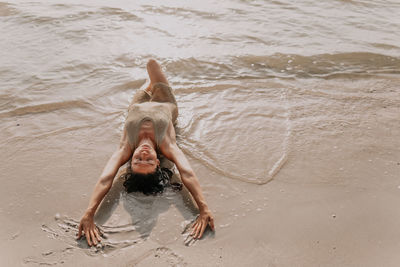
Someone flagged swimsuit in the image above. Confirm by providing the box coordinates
[125,82,177,150]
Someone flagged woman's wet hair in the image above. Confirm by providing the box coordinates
[122,166,171,194]
[122,157,182,195]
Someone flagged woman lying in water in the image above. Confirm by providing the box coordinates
[77,59,215,246]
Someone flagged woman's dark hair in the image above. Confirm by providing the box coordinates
[122,166,171,195]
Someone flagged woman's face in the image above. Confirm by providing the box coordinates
[131,143,160,174]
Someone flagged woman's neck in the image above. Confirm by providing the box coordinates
[137,120,156,148]
[137,137,156,149]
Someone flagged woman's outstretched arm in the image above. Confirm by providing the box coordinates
[163,143,215,239]
[77,132,132,246]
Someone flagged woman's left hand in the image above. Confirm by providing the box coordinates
[190,209,215,239]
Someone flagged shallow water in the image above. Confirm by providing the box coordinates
[1,0,400,266]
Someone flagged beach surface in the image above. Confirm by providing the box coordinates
[1,0,400,266]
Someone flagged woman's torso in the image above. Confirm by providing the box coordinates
[125,102,173,150]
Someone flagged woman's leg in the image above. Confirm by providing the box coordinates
[147,59,169,89]
[146,59,178,121]
[146,59,176,103]
[127,60,160,108]
[129,59,169,108]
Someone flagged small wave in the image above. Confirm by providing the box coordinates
[165,52,400,81]
[234,52,400,79]
[11,4,142,27]
[370,43,400,50]
[165,58,236,81]
[141,5,222,20]
[98,7,142,22]
[235,52,400,78]
[337,0,399,8]
[0,99,94,118]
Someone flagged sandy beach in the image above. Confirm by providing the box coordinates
[1,1,400,266]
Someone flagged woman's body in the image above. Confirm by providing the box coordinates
[77,59,214,246]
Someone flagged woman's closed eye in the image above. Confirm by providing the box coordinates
[135,158,155,164]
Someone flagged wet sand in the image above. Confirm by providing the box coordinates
[1,0,400,266]
[2,77,400,266]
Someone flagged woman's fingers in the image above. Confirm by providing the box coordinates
[190,222,199,235]
[77,223,83,240]
[191,216,199,229]
[193,221,201,238]
[85,231,92,246]
[90,230,97,245]
[190,215,215,239]
[197,222,207,239]
[191,220,201,236]
[191,223,198,237]
[194,221,203,239]
[94,228,101,242]
[76,216,102,246]
[191,215,215,239]
[209,216,215,231]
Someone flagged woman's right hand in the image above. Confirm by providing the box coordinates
[77,213,101,246]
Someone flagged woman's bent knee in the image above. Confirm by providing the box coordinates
[147,59,159,70]
[147,59,169,85]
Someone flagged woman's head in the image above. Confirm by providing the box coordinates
[131,143,160,174]
[123,142,181,195]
